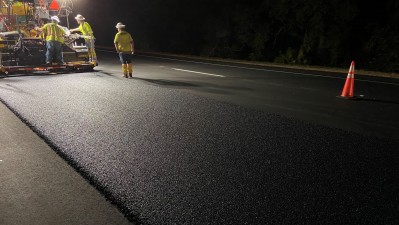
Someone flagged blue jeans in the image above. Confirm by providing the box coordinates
[119,52,132,64]
[46,41,64,64]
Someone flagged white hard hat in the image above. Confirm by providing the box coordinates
[115,22,125,29]
[50,16,60,23]
[75,14,85,21]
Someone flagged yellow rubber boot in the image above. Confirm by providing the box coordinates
[122,64,128,78]
[127,63,133,78]
[91,50,98,65]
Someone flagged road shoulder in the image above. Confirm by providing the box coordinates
[0,101,132,225]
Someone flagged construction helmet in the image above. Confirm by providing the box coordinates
[75,14,85,21]
[51,16,60,23]
[115,22,126,29]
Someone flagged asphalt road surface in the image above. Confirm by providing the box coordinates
[1,50,398,225]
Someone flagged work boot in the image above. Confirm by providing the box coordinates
[128,73,132,78]
[122,64,128,78]
[92,58,98,66]
[127,64,133,78]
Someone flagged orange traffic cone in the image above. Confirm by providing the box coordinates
[340,61,355,99]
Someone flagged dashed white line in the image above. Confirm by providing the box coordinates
[172,68,225,77]
[96,50,399,86]
[141,55,399,86]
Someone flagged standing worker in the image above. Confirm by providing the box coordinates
[37,16,65,65]
[69,14,97,64]
[114,22,134,78]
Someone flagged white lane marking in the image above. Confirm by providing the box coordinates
[140,55,399,86]
[96,49,399,86]
[172,68,225,77]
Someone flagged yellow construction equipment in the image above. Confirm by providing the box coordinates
[0,0,96,75]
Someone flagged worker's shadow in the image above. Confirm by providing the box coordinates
[93,70,117,77]
[132,77,239,95]
[132,77,200,88]
[96,71,242,95]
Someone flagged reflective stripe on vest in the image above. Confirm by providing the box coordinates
[45,23,64,43]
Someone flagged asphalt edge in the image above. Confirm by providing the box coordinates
[0,97,145,225]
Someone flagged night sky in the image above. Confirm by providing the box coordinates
[65,0,399,72]
[68,0,155,46]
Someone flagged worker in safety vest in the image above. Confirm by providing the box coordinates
[22,21,39,38]
[114,22,134,78]
[69,14,97,63]
[37,16,65,65]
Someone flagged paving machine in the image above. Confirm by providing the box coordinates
[0,0,96,75]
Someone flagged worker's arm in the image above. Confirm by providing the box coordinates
[114,42,119,53]
[131,40,134,55]
[35,26,43,32]
[69,27,79,33]
[35,25,45,37]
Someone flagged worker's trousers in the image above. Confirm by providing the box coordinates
[85,38,97,62]
[119,52,132,77]
[46,41,64,64]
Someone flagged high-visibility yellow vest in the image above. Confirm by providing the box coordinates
[41,22,65,43]
[78,22,94,39]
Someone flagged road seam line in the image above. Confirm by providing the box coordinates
[140,55,399,85]
[171,68,225,77]
[96,50,399,86]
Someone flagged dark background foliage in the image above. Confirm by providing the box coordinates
[84,0,399,72]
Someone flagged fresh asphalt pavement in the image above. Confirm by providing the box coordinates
[0,101,132,225]
[0,51,398,224]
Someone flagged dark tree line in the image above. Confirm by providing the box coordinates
[94,0,399,72]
